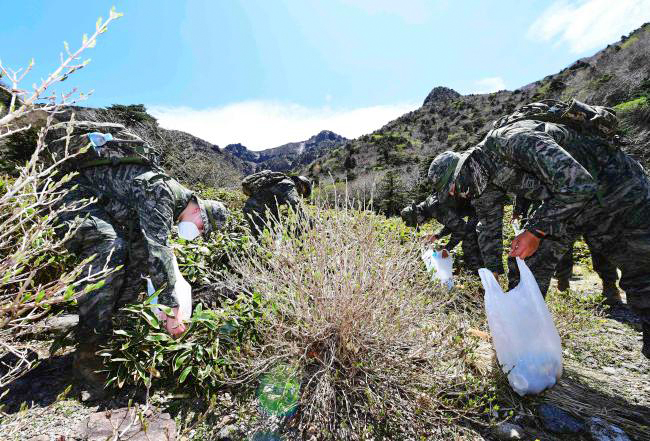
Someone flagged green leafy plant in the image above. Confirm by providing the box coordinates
[102,291,263,391]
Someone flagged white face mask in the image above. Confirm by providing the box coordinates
[177,221,200,241]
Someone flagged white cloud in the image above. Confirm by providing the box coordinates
[149,100,418,150]
[528,0,650,54]
[471,77,507,94]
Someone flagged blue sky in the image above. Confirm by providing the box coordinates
[2,1,649,149]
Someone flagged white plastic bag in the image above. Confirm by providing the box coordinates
[479,258,562,396]
[421,248,454,290]
[145,256,192,324]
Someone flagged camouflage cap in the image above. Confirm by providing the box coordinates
[197,198,229,236]
[427,151,461,196]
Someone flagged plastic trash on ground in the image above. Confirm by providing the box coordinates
[479,257,563,396]
[145,256,192,324]
[421,248,454,290]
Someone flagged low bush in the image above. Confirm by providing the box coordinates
[220,203,494,439]
[102,292,263,391]
[614,96,648,113]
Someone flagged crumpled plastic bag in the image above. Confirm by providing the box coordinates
[421,248,454,290]
[145,256,192,324]
[479,257,563,396]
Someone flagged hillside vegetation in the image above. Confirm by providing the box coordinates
[305,23,650,212]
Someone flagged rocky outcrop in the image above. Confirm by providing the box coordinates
[226,130,347,174]
[423,86,461,106]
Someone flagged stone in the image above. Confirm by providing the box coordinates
[217,424,240,440]
[537,403,584,434]
[602,366,618,375]
[586,417,631,441]
[26,436,50,441]
[39,314,79,334]
[84,408,176,441]
[492,422,524,439]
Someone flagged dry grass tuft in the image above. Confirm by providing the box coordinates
[223,201,494,439]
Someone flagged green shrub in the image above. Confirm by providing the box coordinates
[613,96,648,113]
[620,35,639,50]
[174,218,250,286]
[590,73,614,88]
[102,292,263,391]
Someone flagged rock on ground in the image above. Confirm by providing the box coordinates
[537,403,584,434]
[586,417,631,441]
[492,422,524,440]
[83,408,176,441]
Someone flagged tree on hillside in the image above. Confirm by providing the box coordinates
[377,170,406,217]
[411,154,435,203]
[106,103,157,126]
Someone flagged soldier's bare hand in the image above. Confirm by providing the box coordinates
[509,231,541,259]
[164,307,187,339]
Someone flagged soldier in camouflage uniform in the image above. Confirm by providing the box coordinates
[509,196,621,305]
[400,194,484,272]
[429,99,650,359]
[53,124,229,398]
[241,170,311,236]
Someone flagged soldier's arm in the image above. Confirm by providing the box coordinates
[416,195,439,223]
[494,128,598,237]
[472,185,507,274]
[433,202,467,249]
[136,186,179,308]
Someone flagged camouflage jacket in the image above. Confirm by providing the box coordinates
[81,164,196,308]
[408,195,475,250]
[465,119,650,273]
[242,171,300,225]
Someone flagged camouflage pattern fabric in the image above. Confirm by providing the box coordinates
[242,171,304,236]
[492,99,618,139]
[401,195,484,271]
[440,111,650,327]
[55,164,214,335]
[553,238,618,284]
[47,120,159,171]
[506,236,571,295]
[509,196,618,294]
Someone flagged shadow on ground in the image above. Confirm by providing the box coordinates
[1,353,75,413]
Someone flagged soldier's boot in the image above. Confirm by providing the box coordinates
[73,338,110,401]
[557,277,570,292]
[602,280,623,307]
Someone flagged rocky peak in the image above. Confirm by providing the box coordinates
[224,143,259,162]
[309,130,346,144]
[423,86,461,106]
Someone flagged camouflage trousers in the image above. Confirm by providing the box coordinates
[586,228,650,313]
[56,179,147,338]
[243,198,310,238]
[458,218,484,272]
[554,238,618,284]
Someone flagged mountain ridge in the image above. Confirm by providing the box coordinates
[303,23,650,204]
[224,130,347,174]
